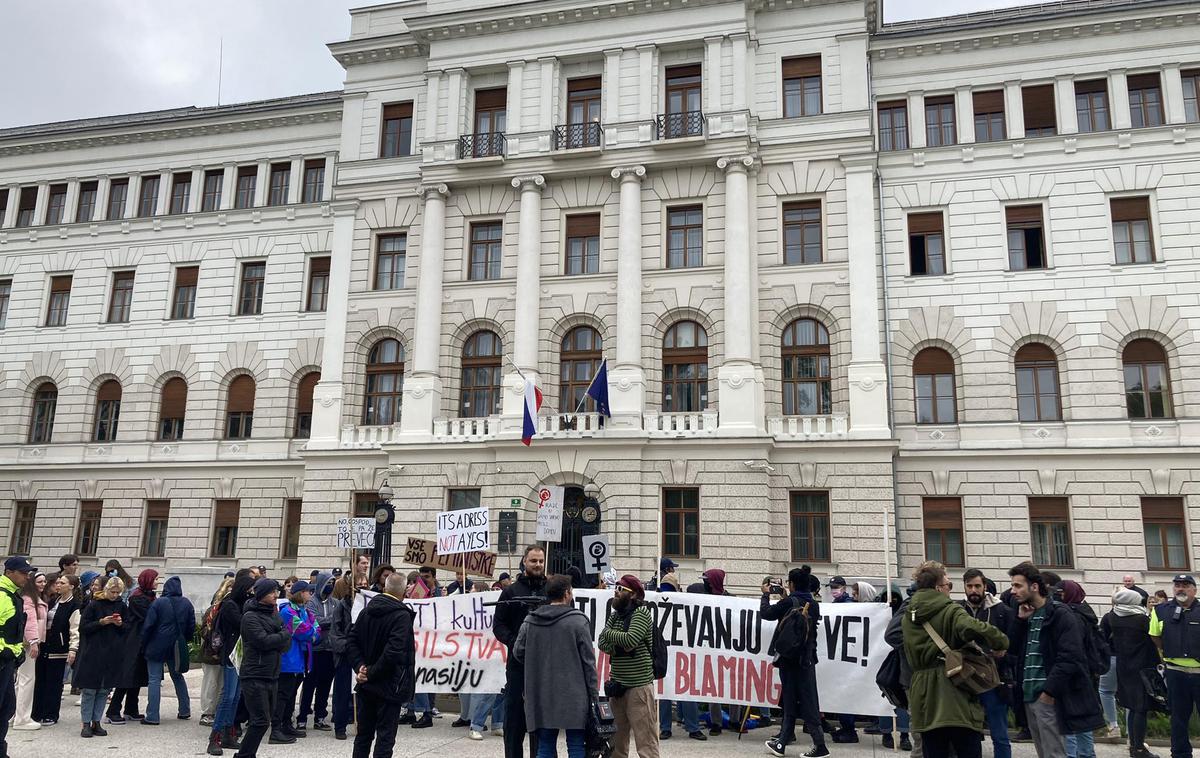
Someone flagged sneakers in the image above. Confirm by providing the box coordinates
[268,730,297,744]
[493,727,504,738]
[470,730,485,741]
[765,738,787,757]
[141,719,160,726]
[103,714,126,725]
[335,730,347,740]
[689,731,708,741]
[1103,725,1122,739]
[901,735,913,751]
[313,718,332,731]
[398,709,416,725]
[200,714,215,727]
[661,730,672,739]
[412,712,434,729]
[710,726,723,736]
[12,722,41,731]
[832,728,859,744]
[804,746,831,758]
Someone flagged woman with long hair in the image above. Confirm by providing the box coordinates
[199,576,235,727]
[206,570,256,755]
[33,573,81,724]
[105,568,156,723]
[11,571,48,730]
[75,576,128,738]
[103,559,133,592]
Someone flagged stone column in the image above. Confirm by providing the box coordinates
[188,167,205,213]
[1162,64,1186,125]
[94,177,110,223]
[609,165,646,429]
[33,182,49,226]
[253,161,270,207]
[400,184,450,436]
[219,164,236,211]
[955,86,975,144]
[907,92,927,149]
[308,200,361,449]
[840,154,890,438]
[730,34,749,112]
[155,170,171,216]
[1004,81,1025,140]
[716,155,764,435]
[2,186,17,228]
[321,153,336,201]
[288,157,304,204]
[62,180,80,224]
[125,174,142,219]
[446,69,466,140]
[1109,70,1132,130]
[1055,75,1079,135]
[501,175,546,424]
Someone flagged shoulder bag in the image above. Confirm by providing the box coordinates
[921,620,1000,695]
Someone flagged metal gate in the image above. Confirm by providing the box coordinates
[548,485,602,583]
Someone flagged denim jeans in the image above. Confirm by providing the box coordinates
[1066,730,1096,758]
[536,727,586,758]
[878,708,911,733]
[80,688,110,724]
[980,689,1012,758]
[145,659,191,723]
[471,692,504,731]
[411,692,432,714]
[459,693,472,722]
[212,663,240,733]
[1098,656,1119,727]
[659,700,700,734]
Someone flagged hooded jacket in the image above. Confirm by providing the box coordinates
[306,572,337,653]
[687,568,729,595]
[345,592,415,703]
[279,599,319,674]
[238,598,292,680]
[142,577,196,664]
[901,588,1009,734]
[1008,599,1105,734]
[514,603,598,731]
[762,587,821,667]
[217,574,256,667]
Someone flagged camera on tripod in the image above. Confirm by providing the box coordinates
[586,698,617,758]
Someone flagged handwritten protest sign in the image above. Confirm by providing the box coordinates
[535,485,563,541]
[436,506,490,555]
[336,517,375,549]
[351,588,891,715]
[402,537,497,579]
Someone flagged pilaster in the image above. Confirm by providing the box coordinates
[1109,69,1132,130]
[309,199,361,449]
[94,177,110,223]
[1004,81,1025,140]
[400,184,451,437]
[287,157,304,204]
[62,180,80,224]
[446,68,466,140]
[253,161,270,207]
[3,185,19,228]
[610,165,647,429]
[33,182,49,227]
[955,86,975,144]
[188,167,205,213]
[220,164,236,211]
[155,170,171,216]
[1055,75,1079,135]
[907,91,927,149]
[1162,64,1186,125]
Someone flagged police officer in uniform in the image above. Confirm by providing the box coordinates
[1,556,35,758]
[1149,573,1200,758]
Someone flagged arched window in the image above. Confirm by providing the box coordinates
[364,337,405,425]
[1123,339,1171,419]
[159,377,187,441]
[913,347,956,424]
[93,380,122,442]
[28,382,58,443]
[225,375,255,439]
[663,321,708,412]
[560,326,603,413]
[295,371,321,438]
[1015,343,1061,422]
[460,330,503,417]
[781,318,831,415]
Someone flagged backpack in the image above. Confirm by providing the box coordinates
[199,601,223,663]
[875,648,908,709]
[770,597,813,662]
[620,606,669,680]
[1068,604,1112,677]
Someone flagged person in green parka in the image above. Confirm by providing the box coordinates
[902,561,1010,758]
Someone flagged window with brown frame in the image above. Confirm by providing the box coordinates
[908,212,946,276]
[380,102,414,158]
[783,200,822,265]
[662,321,708,412]
[914,347,956,424]
[171,266,198,320]
[1185,69,1200,123]
[782,318,831,415]
[302,159,326,203]
[565,213,600,275]
[1111,196,1154,264]
[560,326,603,413]
[107,178,129,220]
[973,90,1006,143]
[282,499,303,559]
[565,77,603,148]
[878,100,910,151]
[790,491,831,563]
[108,270,135,323]
[28,382,57,443]
[663,488,700,559]
[238,261,265,316]
[294,371,320,439]
[158,377,187,441]
[922,497,964,567]
[460,331,502,417]
[1123,339,1171,419]
[234,166,257,209]
[202,169,223,211]
[1006,205,1047,270]
[782,56,822,118]
[1141,497,1189,571]
[137,175,160,217]
[10,501,36,555]
[375,234,406,290]
[666,205,703,268]
[93,379,122,442]
[663,64,703,138]
[45,274,72,326]
[142,500,170,557]
[474,88,507,135]
[76,500,103,557]
[226,375,255,439]
[268,163,290,206]
[1015,343,1061,422]
[169,172,191,214]
[45,184,68,225]
[306,256,330,312]
[924,95,957,147]
[1075,79,1110,133]
[212,499,240,558]
[1127,73,1164,128]
[469,222,503,280]
[16,187,37,227]
[1030,497,1073,568]
[363,339,405,425]
[77,180,98,223]
[0,279,10,329]
[1022,85,1057,137]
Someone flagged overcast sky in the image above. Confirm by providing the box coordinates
[0,0,1040,129]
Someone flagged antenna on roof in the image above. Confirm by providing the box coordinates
[217,37,224,106]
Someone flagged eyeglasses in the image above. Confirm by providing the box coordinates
[937,581,954,590]
[615,585,634,594]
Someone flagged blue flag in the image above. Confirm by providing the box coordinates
[585,359,612,418]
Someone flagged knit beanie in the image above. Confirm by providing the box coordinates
[253,577,278,601]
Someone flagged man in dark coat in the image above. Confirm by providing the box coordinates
[238,578,293,756]
[142,576,195,724]
[762,566,827,758]
[1149,573,1200,758]
[960,569,1014,758]
[346,572,416,758]
[493,545,548,758]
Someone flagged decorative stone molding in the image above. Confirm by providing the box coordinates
[610,165,646,182]
[511,174,546,192]
[717,155,757,174]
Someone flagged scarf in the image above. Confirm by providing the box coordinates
[1112,588,1148,616]
[132,568,159,598]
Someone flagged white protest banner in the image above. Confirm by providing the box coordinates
[403,537,498,579]
[581,534,612,575]
[535,485,564,541]
[436,506,490,556]
[336,517,376,549]
[351,588,891,715]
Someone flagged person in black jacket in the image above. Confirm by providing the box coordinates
[493,545,548,758]
[1101,588,1160,758]
[346,572,416,758]
[74,576,128,738]
[240,578,293,756]
[762,566,827,758]
[32,572,79,724]
[208,570,256,756]
[106,568,157,723]
[960,569,1014,758]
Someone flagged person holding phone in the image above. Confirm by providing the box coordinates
[74,576,128,738]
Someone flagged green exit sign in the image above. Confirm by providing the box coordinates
[510,498,521,506]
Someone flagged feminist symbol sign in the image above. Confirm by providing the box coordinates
[582,534,611,574]
[535,485,564,542]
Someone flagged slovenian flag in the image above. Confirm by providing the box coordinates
[586,359,612,418]
[521,379,543,446]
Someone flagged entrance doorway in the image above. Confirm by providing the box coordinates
[547,485,602,583]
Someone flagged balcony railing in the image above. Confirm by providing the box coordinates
[644,411,719,437]
[435,416,502,442]
[768,414,848,441]
[340,424,402,448]
[539,412,606,437]
[458,132,506,159]
[554,122,603,150]
[656,111,704,140]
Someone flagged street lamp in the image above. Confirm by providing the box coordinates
[372,479,396,573]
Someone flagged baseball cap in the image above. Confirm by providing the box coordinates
[4,556,34,573]
[660,557,679,573]
[290,580,312,594]
[826,575,847,588]
[1172,574,1196,586]
[498,572,511,581]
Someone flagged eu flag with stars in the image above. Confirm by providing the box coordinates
[586,359,612,418]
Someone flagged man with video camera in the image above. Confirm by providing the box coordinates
[493,545,548,758]
[598,575,659,758]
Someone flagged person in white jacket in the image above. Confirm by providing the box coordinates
[11,571,47,730]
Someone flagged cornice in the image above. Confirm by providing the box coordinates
[328,34,428,68]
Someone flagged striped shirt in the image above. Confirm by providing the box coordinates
[599,605,655,687]
[1022,605,1048,703]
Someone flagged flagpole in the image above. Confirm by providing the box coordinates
[571,357,607,416]
[504,355,529,383]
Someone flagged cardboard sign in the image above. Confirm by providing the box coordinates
[336,517,376,549]
[403,537,497,579]
[535,485,564,542]
[582,534,611,574]
[436,505,490,556]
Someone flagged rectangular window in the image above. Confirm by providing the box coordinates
[924,95,957,147]
[76,181,98,223]
[1127,73,1164,128]
[790,491,831,563]
[1184,69,1200,123]
[0,279,10,329]
[306,256,330,312]
[662,488,700,559]
[10,501,36,555]
[16,187,37,228]
[666,205,703,268]
[972,90,1006,143]
[354,492,377,518]
[448,489,482,510]
[1141,497,1189,571]
[159,377,186,441]
[238,261,266,315]
[782,56,822,118]
[565,213,601,275]
[212,499,240,558]
[563,77,603,149]
[76,500,103,557]
[107,270,135,323]
[380,102,414,158]
[282,499,302,559]
[171,266,198,320]
[1075,79,1110,133]
[783,200,822,265]
[235,166,257,209]
[169,172,191,214]
[662,64,703,138]
[375,234,407,290]
[268,163,290,206]
[137,175,160,217]
[1029,497,1073,568]
[45,184,68,225]
[302,159,325,203]
[908,212,946,276]
[1023,84,1057,137]
[0,189,6,226]
[1111,196,1154,264]
[469,221,503,281]
[46,274,72,326]
[202,170,223,212]
[1005,205,1047,270]
[142,500,170,557]
[878,100,909,151]
[107,178,129,220]
[922,497,964,567]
